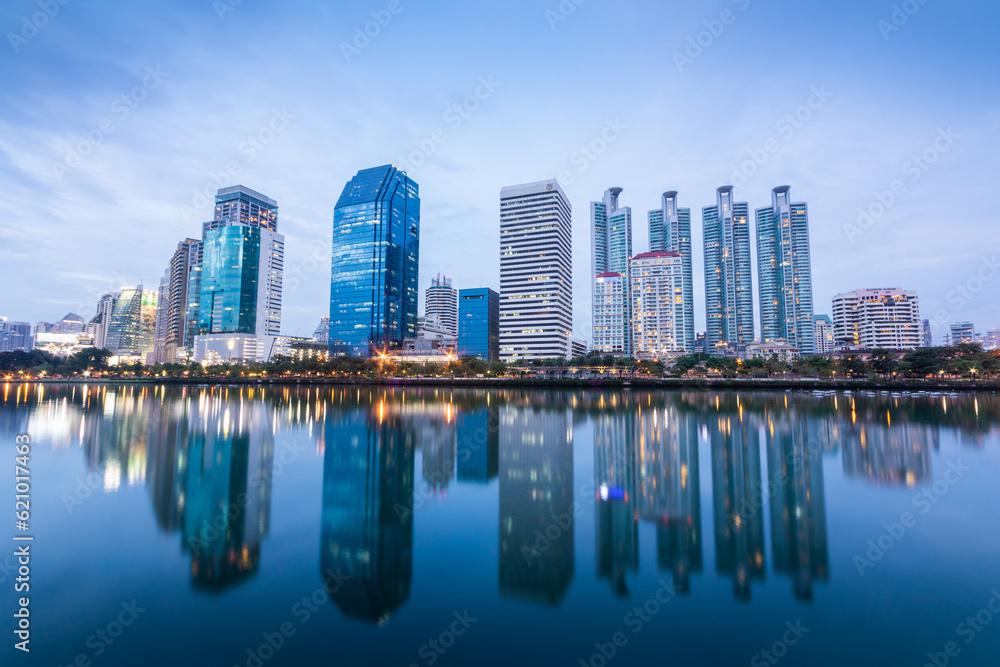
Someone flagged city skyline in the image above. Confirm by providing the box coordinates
[1,1,996,343]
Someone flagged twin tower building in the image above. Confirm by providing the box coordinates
[592,185,815,359]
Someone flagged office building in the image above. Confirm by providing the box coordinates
[90,292,118,351]
[570,338,588,358]
[592,272,628,355]
[630,251,686,359]
[649,192,695,352]
[831,288,921,350]
[950,321,975,346]
[426,274,458,338]
[591,188,632,355]
[986,329,1000,351]
[199,187,284,338]
[921,319,933,348]
[813,315,834,355]
[499,179,573,361]
[330,165,419,357]
[194,333,290,365]
[703,186,754,349]
[458,287,500,361]
[0,318,33,352]
[104,286,144,355]
[49,313,85,335]
[154,238,202,364]
[756,186,814,354]
[312,316,330,344]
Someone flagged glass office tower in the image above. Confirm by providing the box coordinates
[330,165,420,357]
[756,186,814,354]
[104,286,144,355]
[649,191,695,352]
[199,226,261,335]
[703,186,754,349]
[458,287,500,361]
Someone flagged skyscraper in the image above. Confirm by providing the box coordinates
[458,287,500,361]
[90,292,118,351]
[649,192,695,352]
[592,188,632,355]
[104,286,144,355]
[629,252,686,358]
[199,187,284,338]
[756,186,814,354]
[592,272,628,354]
[330,165,420,357]
[425,274,458,338]
[499,179,573,361]
[155,238,201,364]
[703,186,754,349]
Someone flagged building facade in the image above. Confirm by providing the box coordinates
[950,321,975,346]
[426,274,458,338]
[104,286,145,355]
[153,238,202,364]
[330,165,420,357]
[756,186,814,354]
[703,186,754,350]
[0,318,33,352]
[630,251,685,359]
[592,272,628,355]
[591,188,632,355]
[813,314,834,355]
[499,179,573,361]
[649,191,694,352]
[831,288,921,350]
[457,287,500,361]
[985,329,1000,351]
[921,319,933,348]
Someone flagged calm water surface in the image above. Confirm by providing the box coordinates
[1,384,999,666]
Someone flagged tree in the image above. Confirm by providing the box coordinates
[869,349,898,377]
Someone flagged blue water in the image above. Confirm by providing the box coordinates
[1,383,999,666]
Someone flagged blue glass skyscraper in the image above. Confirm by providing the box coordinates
[457,287,500,361]
[703,186,754,349]
[330,165,420,357]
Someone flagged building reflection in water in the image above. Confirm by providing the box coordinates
[594,410,638,596]
[418,404,457,494]
[499,403,575,605]
[636,405,702,594]
[841,419,935,486]
[320,400,415,623]
[457,404,499,484]
[181,397,274,592]
[710,401,765,600]
[764,413,829,600]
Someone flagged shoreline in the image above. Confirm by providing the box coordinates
[5,377,997,392]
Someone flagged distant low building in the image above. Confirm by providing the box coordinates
[831,288,921,350]
[49,313,85,335]
[746,338,801,363]
[194,334,291,365]
[983,329,999,351]
[812,315,834,355]
[312,316,330,344]
[921,319,933,348]
[0,318,33,352]
[950,321,975,346]
[290,340,329,363]
[571,338,589,359]
[33,332,95,358]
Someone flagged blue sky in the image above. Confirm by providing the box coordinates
[1,0,998,343]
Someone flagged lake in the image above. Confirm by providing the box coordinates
[1,383,999,666]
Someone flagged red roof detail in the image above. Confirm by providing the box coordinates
[632,251,681,260]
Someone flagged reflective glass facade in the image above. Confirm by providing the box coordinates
[104,287,144,354]
[458,287,500,361]
[199,226,261,335]
[703,186,754,348]
[330,165,419,357]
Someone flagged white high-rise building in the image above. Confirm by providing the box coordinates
[425,274,458,337]
[649,191,695,352]
[831,288,921,350]
[630,251,686,358]
[592,272,628,354]
[591,187,632,355]
[985,329,1000,351]
[499,179,573,361]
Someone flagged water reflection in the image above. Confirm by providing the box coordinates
[3,383,999,617]
[320,400,414,623]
